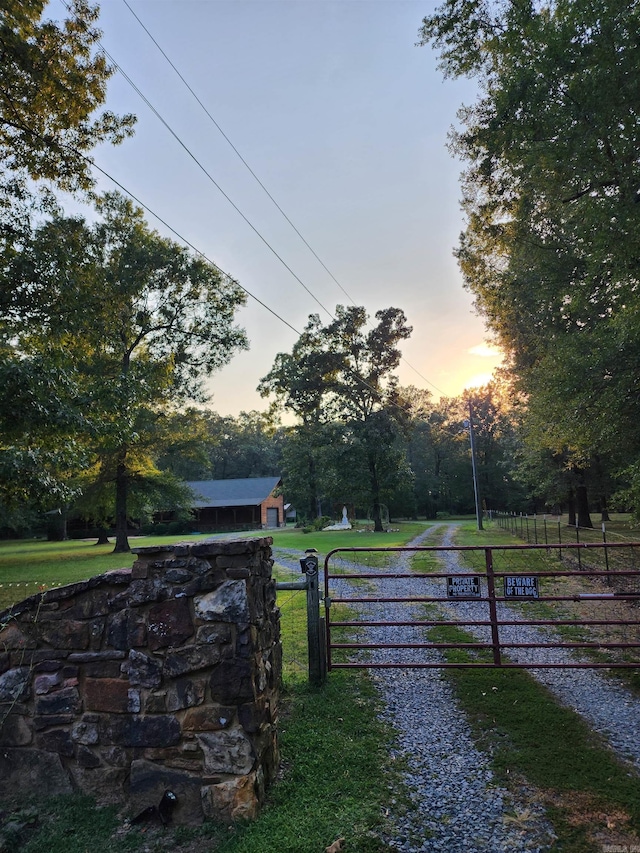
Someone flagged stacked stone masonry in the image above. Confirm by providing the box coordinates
[0,537,281,824]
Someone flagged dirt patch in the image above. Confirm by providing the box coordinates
[544,789,640,851]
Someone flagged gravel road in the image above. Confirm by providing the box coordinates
[276,523,640,852]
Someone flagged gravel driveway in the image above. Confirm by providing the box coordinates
[284,523,640,852]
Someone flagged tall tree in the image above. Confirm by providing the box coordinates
[8,193,248,551]
[0,0,135,221]
[419,0,640,513]
[157,409,283,482]
[258,312,342,520]
[0,0,135,523]
[260,305,412,531]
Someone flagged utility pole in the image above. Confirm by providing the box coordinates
[467,400,484,531]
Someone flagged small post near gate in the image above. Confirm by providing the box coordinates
[299,549,326,686]
[275,550,326,686]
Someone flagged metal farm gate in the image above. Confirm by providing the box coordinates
[323,542,640,670]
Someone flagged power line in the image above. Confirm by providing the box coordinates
[121,0,356,310]
[56,0,453,399]
[98,42,337,322]
[58,0,337,322]
[117,0,450,398]
[86,159,303,338]
[90,152,435,411]
[21,110,450,419]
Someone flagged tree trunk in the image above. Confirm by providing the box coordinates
[113,456,130,553]
[567,490,576,527]
[95,525,110,546]
[308,454,319,520]
[576,480,593,529]
[369,454,384,532]
[600,495,610,523]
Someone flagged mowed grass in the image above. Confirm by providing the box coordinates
[428,620,640,852]
[7,670,401,853]
[0,521,434,610]
[0,534,407,852]
[274,520,437,570]
[411,520,640,851]
[12,518,640,850]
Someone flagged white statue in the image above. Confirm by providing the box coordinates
[322,505,352,531]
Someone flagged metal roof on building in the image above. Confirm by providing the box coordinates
[186,477,282,509]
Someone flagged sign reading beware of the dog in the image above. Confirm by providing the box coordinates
[504,575,539,598]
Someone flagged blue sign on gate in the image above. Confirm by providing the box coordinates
[504,576,539,598]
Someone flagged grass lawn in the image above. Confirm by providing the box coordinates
[429,618,640,852]
[0,521,435,610]
[0,529,408,852]
[0,521,428,850]
[6,518,639,850]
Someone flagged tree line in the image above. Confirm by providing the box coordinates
[419,0,640,526]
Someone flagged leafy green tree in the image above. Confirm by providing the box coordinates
[158,409,283,482]
[0,0,134,527]
[7,193,248,551]
[419,0,640,513]
[261,305,412,530]
[277,421,341,522]
[0,0,135,219]
[323,306,413,530]
[259,312,343,520]
[0,346,88,532]
[407,395,473,516]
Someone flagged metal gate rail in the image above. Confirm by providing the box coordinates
[323,543,640,670]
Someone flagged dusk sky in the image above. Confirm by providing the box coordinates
[50,0,502,416]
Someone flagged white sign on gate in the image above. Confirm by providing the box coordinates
[446,576,481,598]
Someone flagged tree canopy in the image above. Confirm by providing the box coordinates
[3,193,248,550]
[420,0,640,515]
[260,305,413,530]
[0,0,135,219]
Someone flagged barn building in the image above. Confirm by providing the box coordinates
[186,476,284,532]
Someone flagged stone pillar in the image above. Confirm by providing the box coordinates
[0,537,280,825]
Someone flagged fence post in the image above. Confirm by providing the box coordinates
[558,521,562,561]
[299,551,326,686]
[602,522,610,583]
[484,547,502,666]
[576,524,582,571]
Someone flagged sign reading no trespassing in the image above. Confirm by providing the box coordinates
[504,576,539,598]
[446,576,481,598]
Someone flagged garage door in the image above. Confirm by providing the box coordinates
[266,507,279,528]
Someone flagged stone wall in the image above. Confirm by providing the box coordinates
[0,537,281,825]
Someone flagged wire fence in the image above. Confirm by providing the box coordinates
[0,560,311,684]
[272,553,309,682]
[0,581,61,612]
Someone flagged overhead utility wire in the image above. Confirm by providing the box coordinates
[121,0,355,309]
[88,155,424,411]
[94,41,336,322]
[57,0,450,399]
[62,153,302,338]
[120,0,450,398]
[71,145,422,415]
